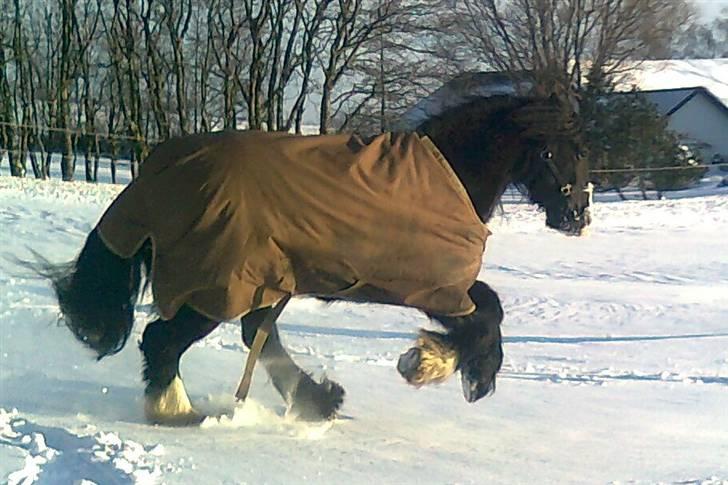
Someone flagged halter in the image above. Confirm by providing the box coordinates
[541,152,573,197]
[541,150,593,206]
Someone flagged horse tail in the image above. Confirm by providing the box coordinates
[37,228,148,360]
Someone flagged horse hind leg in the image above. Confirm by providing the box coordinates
[241,308,345,421]
[140,306,220,426]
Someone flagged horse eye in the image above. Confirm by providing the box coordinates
[540,149,553,161]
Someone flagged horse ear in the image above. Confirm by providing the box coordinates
[510,84,580,137]
[532,73,580,114]
[509,100,574,136]
[550,88,581,116]
[510,70,580,136]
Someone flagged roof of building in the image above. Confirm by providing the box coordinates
[615,59,728,106]
[629,86,728,117]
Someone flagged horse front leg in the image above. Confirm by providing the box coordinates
[241,307,345,420]
[397,281,504,403]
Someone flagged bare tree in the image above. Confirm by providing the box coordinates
[265,0,303,131]
[74,0,102,181]
[236,0,272,129]
[290,0,332,133]
[0,0,481,186]
[101,0,147,177]
[438,0,691,88]
[190,5,213,131]
[672,7,728,58]
[56,0,80,181]
[317,0,399,132]
[40,3,59,178]
[7,0,59,178]
[208,0,248,129]
[141,0,170,139]
[163,0,193,134]
[338,0,446,133]
[1,11,19,175]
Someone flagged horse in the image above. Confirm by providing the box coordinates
[38,74,591,426]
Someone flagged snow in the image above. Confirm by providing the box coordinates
[1,173,727,484]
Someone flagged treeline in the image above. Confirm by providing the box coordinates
[1,0,446,181]
[0,0,713,190]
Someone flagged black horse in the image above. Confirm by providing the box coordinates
[39,75,591,425]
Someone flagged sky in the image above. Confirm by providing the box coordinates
[692,0,728,19]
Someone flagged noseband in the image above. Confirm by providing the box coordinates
[542,154,574,197]
[540,153,593,226]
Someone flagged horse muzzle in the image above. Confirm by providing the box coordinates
[547,206,591,236]
[547,182,593,236]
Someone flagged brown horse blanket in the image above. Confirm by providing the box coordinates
[97,130,489,321]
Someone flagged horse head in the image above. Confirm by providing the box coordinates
[509,89,592,236]
[403,72,592,236]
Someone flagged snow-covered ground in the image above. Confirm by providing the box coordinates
[1,173,727,484]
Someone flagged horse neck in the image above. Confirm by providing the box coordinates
[418,111,525,223]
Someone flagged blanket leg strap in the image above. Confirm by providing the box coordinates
[235,294,291,402]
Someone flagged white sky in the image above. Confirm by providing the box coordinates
[691,0,728,19]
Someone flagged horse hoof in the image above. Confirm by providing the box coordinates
[144,375,204,426]
[290,376,345,421]
[397,348,422,383]
[397,330,459,386]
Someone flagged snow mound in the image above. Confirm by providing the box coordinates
[1,408,163,484]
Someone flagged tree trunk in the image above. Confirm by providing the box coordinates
[110,139,118,184]
[93,134,100,182]
[320,80,332,134]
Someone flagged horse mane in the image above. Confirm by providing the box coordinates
[413,94,529,221]
[400,70,579,138]
[414,94,526,150]
[397,72,535,131]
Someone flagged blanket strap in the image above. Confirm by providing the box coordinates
[235,293,292,401]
